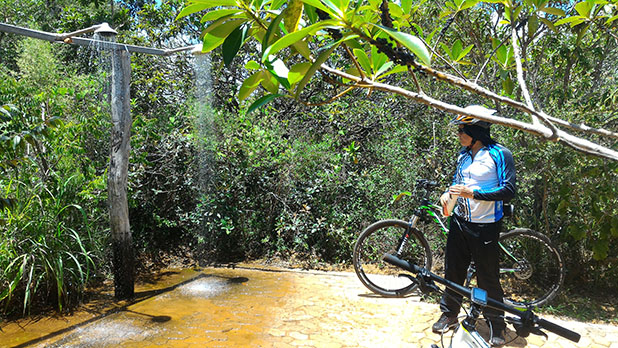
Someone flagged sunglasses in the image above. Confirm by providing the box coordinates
[457,128,465,134]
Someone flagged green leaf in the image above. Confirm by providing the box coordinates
[460,0,479,11]
[574,1,593,17]
[262,11,286,58]
[301,0,335,17]
[439,42,453,60]
[353,48,372,74]
[606,14,618,25]
[288,62,312,85]
[457,43,474,62]
[245,60,262,70]
[528,15,539,37]
[247,94,285,115]
[295,41,342,98]
[284,0,304,33]
[451,39,463,61]
[12,135,20,149]
[222,23,249,66]
[378,64,408,78]
[268,59,291,90]
[401,0,412,13]
[539,7,566,16]
[374,61,394,78]
[539,17,557,32]
[261,71,280,94]
[0,107,11,120]
[200,9,244,23]
[592,239,609,260]
[319,0,345,17]
[371,45,388,73]
[555,16,587,27]
[176,0,238,20]
[239,71,265,101]
[369,24,431,66]
[392,191,412,204]
[202,19,247,52]
[262,20,340,61]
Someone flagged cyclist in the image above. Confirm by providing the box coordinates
[433,105,516,347]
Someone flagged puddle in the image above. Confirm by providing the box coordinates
[1,267,289,348]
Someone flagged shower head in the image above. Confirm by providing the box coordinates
[94,22,117,36]
[191,44,205,55]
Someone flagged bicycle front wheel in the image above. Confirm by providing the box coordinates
[498,228,565,307]
[353,219,432,297]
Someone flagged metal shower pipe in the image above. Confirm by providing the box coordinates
[0,22,198,56]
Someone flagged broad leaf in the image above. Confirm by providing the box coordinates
[245,60,262,70]
[288,62,312,85]
[200,9,244,23]
[261,71,280,94]
[574,1,593,17]
[268,59,291,90]
[262,12,286,58]
[247,94,285,115]
[301,0,337,17]
[371,45,388,74]
[539,17,557,32]
[374,61,394,78]
[202,19,247,52]
[239,71,265,101]
[295,41,342,98]
[539,7,565,16]
[262,20,340,61]
[555,16,587,27]
[319,0,345,18]
[222,23,249,66]
[352,48,372,74]
[284,0,304,33]
[369,24,431,66]
[176,0,238,20]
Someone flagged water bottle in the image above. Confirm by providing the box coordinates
[442,194,459,217]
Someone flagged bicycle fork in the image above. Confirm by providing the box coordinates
[395,215,420,257]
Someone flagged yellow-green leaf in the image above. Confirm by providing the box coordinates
[369,24,431,66]
[284,0,304,33]
[295,41,341,98]
[352,48,372,74]
[289,62,312,85]
[239,71,264,101]
[202,19,247,52]
[176,0,237,20]
[539,7,565,16]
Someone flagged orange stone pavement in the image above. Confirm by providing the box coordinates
[1,264,617,348]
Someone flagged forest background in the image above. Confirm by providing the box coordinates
[0,0,616,321]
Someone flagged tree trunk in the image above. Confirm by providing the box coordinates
[108,49,134,299]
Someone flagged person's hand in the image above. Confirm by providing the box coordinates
[440,192,450,208]
[449,184,474,199]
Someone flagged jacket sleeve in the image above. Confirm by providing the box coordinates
[473,145,516,202]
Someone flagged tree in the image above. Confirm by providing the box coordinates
[177,0,618,160]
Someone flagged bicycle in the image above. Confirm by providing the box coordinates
[382,253,580,348]
[353,179,565,307]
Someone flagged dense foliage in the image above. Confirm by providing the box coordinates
[0,0,616,317]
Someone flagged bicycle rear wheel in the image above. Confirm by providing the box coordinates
[353,219,432,297]
[498,228,565,307]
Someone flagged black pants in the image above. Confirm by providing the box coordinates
[439,214,505,332]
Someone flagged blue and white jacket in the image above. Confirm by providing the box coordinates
[452,143,516,223]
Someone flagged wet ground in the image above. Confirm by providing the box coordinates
[1,264,617,348]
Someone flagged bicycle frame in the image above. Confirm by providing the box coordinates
[405,198,532,291]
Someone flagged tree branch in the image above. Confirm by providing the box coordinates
[319,64,618,161]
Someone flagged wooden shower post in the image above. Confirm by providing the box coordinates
[109,48,134,299]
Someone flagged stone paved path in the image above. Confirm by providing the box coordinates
[1,264,617,348]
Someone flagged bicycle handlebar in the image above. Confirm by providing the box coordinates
[382,253,581,343]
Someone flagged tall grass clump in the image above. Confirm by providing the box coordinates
[0,173,104,315]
